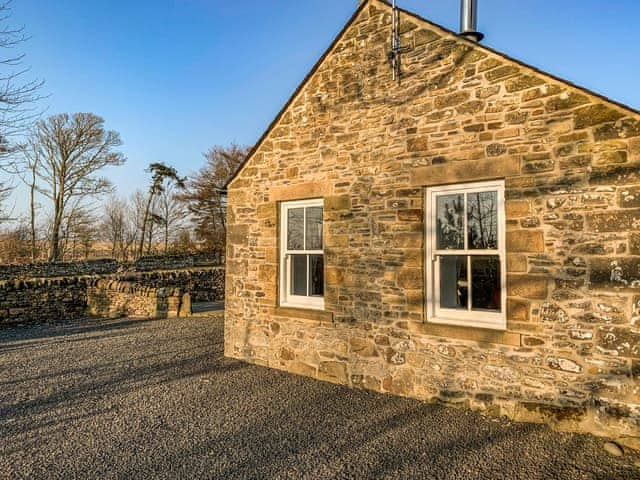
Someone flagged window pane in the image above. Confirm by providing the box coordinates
[471,256,501,311]
[306,207,323,250]
[291,254,307,296]
[287,208,304,250]
[439,255,468,310]
[309,255,324,296]
[467,191,498,249]
[436,194,464,250]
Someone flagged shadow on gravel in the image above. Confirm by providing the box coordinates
[0,351,246,428]
[1,317,638,480]
[0,317,159,344]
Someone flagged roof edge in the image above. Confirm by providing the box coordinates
[386,0,640,118]
[225,0,371,189]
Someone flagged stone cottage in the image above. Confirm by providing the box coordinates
[224,0,640,447]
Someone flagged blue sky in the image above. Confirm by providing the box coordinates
[9,0,640,202]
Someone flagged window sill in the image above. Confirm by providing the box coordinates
[429,316,506,332]
[275,306,334,324]
[418,321,521,346]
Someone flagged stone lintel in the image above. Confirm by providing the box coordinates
[269,181,333,202]
[410,157,521,187]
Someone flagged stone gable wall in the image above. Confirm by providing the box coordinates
[224,0,640,447]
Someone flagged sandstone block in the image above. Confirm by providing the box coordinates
[318,361,348,384]
[349,337,378,357]
[506,200,530,218]
[505,75,544,93]
[574,104,625,129]
[507,254,527,273]
[407,136,429,152]
[597,327,640,358]
[397,209,422,222]
[485,65,519,82]
[507,298,530,322]
[258,264,277,282]
[545,93,589,112]
[325,195,351,212]
[508,275,548,299]
[397,268,422,289]
[434,91,470,109]
[587,210,640,232]
[506,230,544,253]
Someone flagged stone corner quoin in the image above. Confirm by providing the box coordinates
[224,0,640,446]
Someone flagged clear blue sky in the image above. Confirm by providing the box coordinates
[11,0,640,199]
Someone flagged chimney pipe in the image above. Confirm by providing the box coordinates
[460,0,484,42]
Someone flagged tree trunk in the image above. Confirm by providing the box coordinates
[146,222,154,255]
[29,170,36,262]
[49,198,64,262]
[137,193,153,259]
[164,222,168,254]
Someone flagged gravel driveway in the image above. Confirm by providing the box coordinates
[0,316,638,479]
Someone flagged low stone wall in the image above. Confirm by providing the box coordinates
[0,259,119,281]
[0,253,223,281]
[0,277,91,324]
[86,280,169,319]
[134,252,223,271]
[0,267,224,326]
[116,268,225,302]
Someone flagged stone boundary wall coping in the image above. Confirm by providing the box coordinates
[0,253,223,281]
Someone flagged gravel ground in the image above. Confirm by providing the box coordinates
[0,316,639,479]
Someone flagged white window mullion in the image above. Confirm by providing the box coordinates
[463,193,468,251]
[467,255,472,311]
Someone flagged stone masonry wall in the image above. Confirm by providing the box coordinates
[116,268,225,302]
[0,277,90,325]
[0,267,225,325]
[0,259,119,281]
[0,252,222,281]
[224,0,640,447]
[86,279,171,319]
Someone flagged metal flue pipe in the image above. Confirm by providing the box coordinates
[460,0,484,42]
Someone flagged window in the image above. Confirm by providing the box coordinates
[425,180,506,330]
[280,199,324,309]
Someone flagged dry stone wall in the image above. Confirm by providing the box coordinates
[224,0,640,447]
[0,267,224,325]
[134,252,223,271]
[86,279,172,319]
[0,253,222,281]
[0,259,119,281]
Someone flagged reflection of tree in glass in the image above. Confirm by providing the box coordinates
[287,208,304,250]
[437,195,464,249]
[467,191,497,249]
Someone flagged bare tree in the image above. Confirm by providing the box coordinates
[0,1,44,160]
[0,217,29,262]
[179,144,248,257]
[28,113,125,261]
[157,181,187,253]
[137,162,184,259]
[0,175,11,222]
[129,189,147,259]
[101,194,127,260]
[61,205,95,260]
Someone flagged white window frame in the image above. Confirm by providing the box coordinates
[279,198,325,310]
[425,180,506,330]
